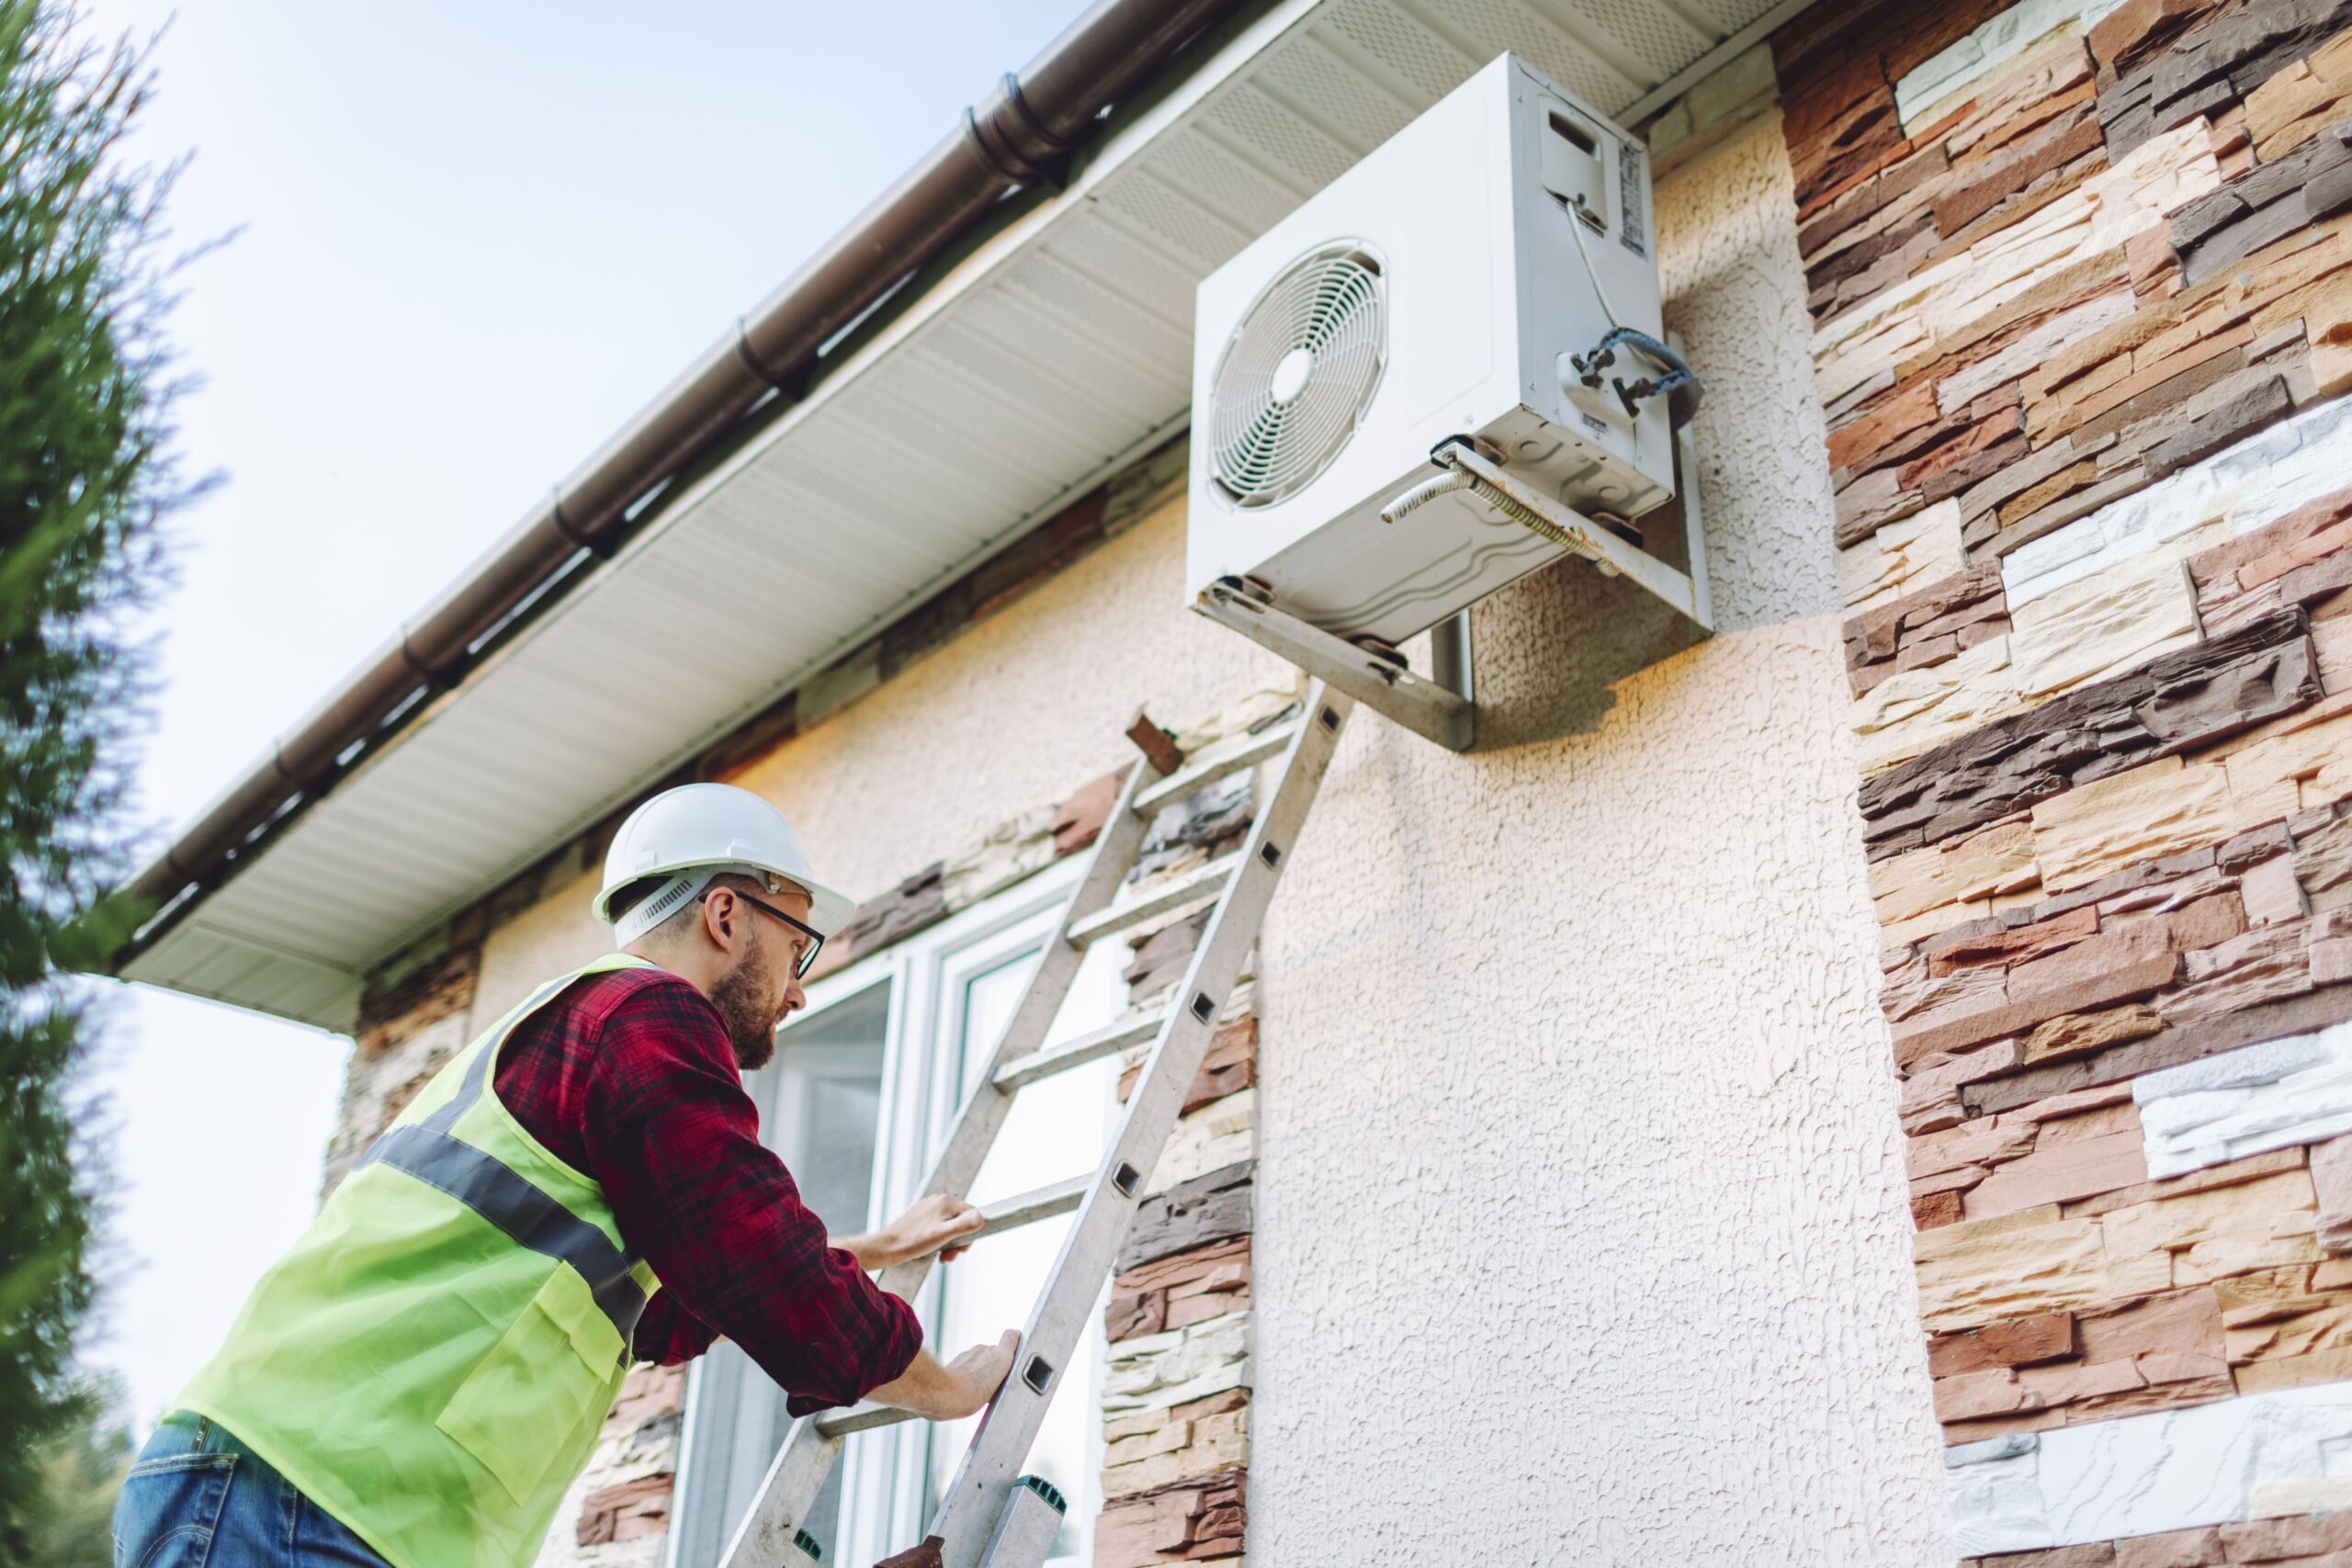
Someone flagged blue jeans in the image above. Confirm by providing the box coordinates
[113,1411,390,1568]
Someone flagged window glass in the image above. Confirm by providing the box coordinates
[924,944,1123,1566]
[673,861,1130,1568]
[673,981,890,1568]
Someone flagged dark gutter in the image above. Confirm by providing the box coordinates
[125,0,1256,919]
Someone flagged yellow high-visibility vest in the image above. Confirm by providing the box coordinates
[181,954,665,1568]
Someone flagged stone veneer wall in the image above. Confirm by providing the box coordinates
[1779,0,2352,1558]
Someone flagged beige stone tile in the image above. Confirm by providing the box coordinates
[1843,500,1967,615]
[2220,707,2352,829]
[1814,124,2215,424]
[1871,818,2041,929]
[2245,26,2352,162]
[1100,1409,1247,1498]
[1914,1205,2167,1333]
[2101,1168,2320,1288]
[1921,122,2220,343]
[1854,635,2031,775]
[2065,1146,2307,1219]
[2007,551,2204,701]
[2030,756,2236,892]
[2233,1342,2352,1394]
[1103,1413,1194,1467]
[1851,525,2206,780]
[1815,265,1954,408]
[1146,1089,1255,1194]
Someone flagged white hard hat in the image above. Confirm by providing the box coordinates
[594,784,855,946]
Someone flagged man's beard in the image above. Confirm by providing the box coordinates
[708,947,780,1070]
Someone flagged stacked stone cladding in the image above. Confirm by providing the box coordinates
[1781,0,2352,1557]
[1088,746,1284,1568]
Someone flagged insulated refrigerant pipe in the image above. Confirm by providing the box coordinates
[130,0,1251,912]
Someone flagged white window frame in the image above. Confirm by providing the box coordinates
[669,852,1117,1568]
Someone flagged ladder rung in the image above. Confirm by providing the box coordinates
[1132,720,1298,817]
[805,1176,1092,1440]
[813,1400,917,1438]
[1066,852,1242,949]
[992,1012,1163,1092]
[968,1173,1091,1245]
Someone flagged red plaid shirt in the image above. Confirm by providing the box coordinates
[492,965,922,1415]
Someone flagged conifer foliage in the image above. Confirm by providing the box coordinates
[0,1,191,1549]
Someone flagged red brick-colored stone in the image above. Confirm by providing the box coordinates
[1119,1017,1256,1114]
[1929,1311,2077,1377]
[1973,1543,2117,1567]
[1964,1127,2147,1217]
[1094,1472,1247,1568]
[1917,1188,1968,1228]
[605,1362,687,1433]
[576,1473,673,1547]
[1829,378,1943,472]
[1050,767,1126,857]
[1107,1235,1252,1343]
[2086,0,2210,72]
[2219,1509,2352,1562]
[1893,954,2180,1066]
[2110,1523,2224,1568]
[1928,908,2101,976]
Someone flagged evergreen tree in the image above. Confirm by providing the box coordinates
[18,1377,132,1565]
[0,1,193,1550]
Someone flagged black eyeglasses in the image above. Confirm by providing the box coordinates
[703,886,826,978]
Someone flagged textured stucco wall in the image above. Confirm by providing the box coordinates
[1242,111,1953,1566]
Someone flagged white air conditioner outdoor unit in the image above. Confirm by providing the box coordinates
[1185,54,1709,747]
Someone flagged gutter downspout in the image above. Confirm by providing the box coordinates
[127,0,1250,918]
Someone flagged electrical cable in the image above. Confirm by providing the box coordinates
[1591,326,1704,427]
[1562,197,1623,330]
[1560,198,1705,429]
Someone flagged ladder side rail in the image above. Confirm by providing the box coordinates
[926,686,1353,1568]
[714,1416,851,1568]
[718,754,1161,1568]
[874,748,1162,1304]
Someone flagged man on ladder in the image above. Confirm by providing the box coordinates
[112,782,1020,1568]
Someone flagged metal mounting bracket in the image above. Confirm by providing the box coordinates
[1193,581,1475,752]
[1438,433,1713,634]
[1192,414,1710,753]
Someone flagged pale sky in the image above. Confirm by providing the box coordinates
[80,0,1080,1429]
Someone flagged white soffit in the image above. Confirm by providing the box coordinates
[126,0,1795,1032]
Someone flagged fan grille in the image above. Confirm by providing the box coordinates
[1208,243,1385,510]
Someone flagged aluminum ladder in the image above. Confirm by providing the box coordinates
[718,682,1353,1568]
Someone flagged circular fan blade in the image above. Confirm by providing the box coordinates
[1207,243,1385,510]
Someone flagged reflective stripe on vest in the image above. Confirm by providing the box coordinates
[356,1128,647,1355]
[352,986,647,1352]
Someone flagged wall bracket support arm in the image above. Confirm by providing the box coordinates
[1192,581,1475,752]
